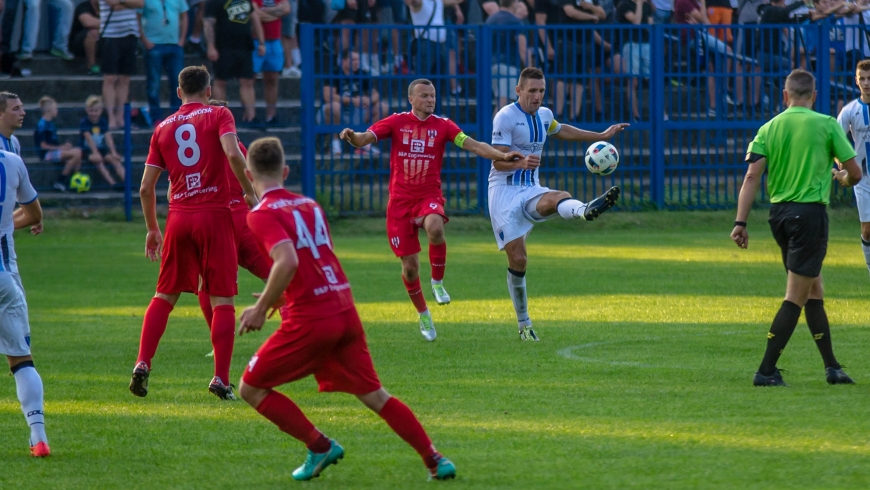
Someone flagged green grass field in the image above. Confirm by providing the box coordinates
[2,209,870,489]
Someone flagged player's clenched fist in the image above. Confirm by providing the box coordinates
[731,226,748,249]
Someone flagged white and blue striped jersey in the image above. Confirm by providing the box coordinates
[837,98,870,191]
[489,103,561,187]
[0,150,37,274]
[0,134,20,155]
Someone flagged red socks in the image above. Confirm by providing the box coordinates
[137,297,174,369]
[403,276,428,313]
[197,291,213,329]
[378,397,438,467]
[210,305,235,386]
[429,243,447,281]
[256,390,327,451]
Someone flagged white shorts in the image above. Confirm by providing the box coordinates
[0,273,30,356]
[488,184,554,250]
[855,184,870,222]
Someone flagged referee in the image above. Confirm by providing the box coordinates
[732,69,862,387]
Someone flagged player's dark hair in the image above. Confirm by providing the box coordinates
[785,69,815,100]
[178,66,211,97]
[208,99,229,107]
[247,137,285,177]
[499,0,515,7]
[518,67,544,88]
[408,79,434,97]
[0,92,20,112]
[857,59,870,73]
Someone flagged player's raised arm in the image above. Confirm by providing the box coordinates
[551,123,629,142]
[339,128,377,148]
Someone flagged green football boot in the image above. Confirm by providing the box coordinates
[291,440,345,481]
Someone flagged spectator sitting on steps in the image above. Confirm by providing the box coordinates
[69,0,102,75]
[80,96,125,190]
[34,96,83,192]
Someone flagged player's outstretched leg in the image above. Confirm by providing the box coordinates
[197,291,216,357]
[804,299,854,384]
[429,242,450,306]
[554,187,621,222]
[11,360,50,457]
[130,296,175,397]
[358,389,456,481]
[208,301,237,400]
[239,383,344,481]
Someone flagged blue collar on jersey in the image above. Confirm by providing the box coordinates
[513,101,536,117]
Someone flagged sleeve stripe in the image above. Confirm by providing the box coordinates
[366,130,377,143]
[19,195,38,205]
[144,163,164,169]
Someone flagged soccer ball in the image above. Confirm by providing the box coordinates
[585,142,619,176]
[69,172,91,193]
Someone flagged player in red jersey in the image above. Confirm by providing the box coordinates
[339,79,524,341]
[196,101,271,354]
[237,137,456,481]
[130,66,258,400]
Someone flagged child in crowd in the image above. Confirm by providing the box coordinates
[34,96,83,192]
[80,95,124,189]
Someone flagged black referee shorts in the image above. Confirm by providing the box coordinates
[768,202,828,278]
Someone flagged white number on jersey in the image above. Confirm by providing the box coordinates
[293,207,332,259]
[175,124,201,167]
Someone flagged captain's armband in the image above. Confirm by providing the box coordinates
[746,152,765,163]
[453,132,469,149]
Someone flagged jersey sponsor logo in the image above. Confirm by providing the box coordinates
[186,172,202,190]
[391,236,400,248]
[427,129,437,140]
[267,197,316,209]
[323,265,339,284]
[517,143,544,153]
[410,139,426,153]
[247,355,258,372]
[493,131,503,139]
[516,122,525,126]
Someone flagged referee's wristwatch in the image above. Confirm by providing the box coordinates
[734,221,747,228]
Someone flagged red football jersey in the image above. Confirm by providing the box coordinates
[368,112,463,200]
[251,0,284,40]
[146,102,237,211]
[228,142,248,212]
[246,188,355,322]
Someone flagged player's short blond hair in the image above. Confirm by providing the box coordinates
[408,79,434,97]
[518,67,545,88]
[248,137,285,177]
[857,59,870,74]
[85,95,103,109]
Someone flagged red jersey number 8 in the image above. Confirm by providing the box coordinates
[175,123,201,167]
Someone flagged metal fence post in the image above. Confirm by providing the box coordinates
[650,24,665,209]
[817,20,831,116]
[124,103,133,222]
[477,24,493,216]
[300,23,316,198]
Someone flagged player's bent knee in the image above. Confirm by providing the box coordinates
[238,380,269,407]
[357,387,390,413]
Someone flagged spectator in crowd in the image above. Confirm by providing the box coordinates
[479,0,499,19]
[322,49,388,156]
[69,0,102,75]
[405,0,462,108]
[444,0,465,97]
[559,0,606,120]
[205,0,266,124]
[706,0,733,46]
[80,95,124,189]
[382,0,410,74]
[487,0,529,112]
[253,0,290,124]
[653,0,674,23]
[800,0,849,69]
[281,0,303,77]
[100,0,144,130]
[616,0,653,122]
[673,0,744,117]
[334,0,381,74]
[16,0,76,60]
[534,0,568,118]
[186,0,206,52]
[843,0,870,69]
[139,0,189,123]
[34,96,83,192]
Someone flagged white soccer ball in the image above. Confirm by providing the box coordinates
[585,141,619,176]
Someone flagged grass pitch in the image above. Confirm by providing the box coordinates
[1,209,870,489]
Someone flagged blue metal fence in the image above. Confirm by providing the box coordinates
[301,21,864,215]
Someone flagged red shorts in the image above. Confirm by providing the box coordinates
[386,196,448,257]
[232,207,272,281]
[242,308,382,394]
[157,209,238,297]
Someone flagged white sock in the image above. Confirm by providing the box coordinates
[556,198,587,220]
[862,237,870,276]
[291,48,301,67]
[431,279,442,285]
[507,269,529,324]
[13,364,47,446]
